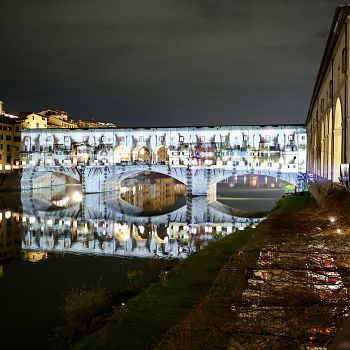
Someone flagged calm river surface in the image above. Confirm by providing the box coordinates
[0,174,284,349]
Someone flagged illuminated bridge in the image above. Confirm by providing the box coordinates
[21,125,307,195]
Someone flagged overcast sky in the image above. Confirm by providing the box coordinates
[0,0,344,127]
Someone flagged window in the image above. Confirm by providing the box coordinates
[7,126,11,131]
[6,155,11,163]
[320,99,324,113]
[301,136,305,140]
[36,123,39,128]
[6,145,10,152]
[32,117,35,120]
[24,136,30,142]
[47,136,52,141]
[0,144,2,150]
[0,135,3,140]
[159,136,164,142]
[342,47,347,73]
[179,136,184,142]
[200,136,205,142]
[120,136,125,142]
[288,134,294,141]
[101,136,105,142]
[64,136,70,142]
[243,135,248,141]
[83,136,88,142]
[14,136,20,142]
[6,135,11,141]
[15,127,19,132]
[139,136,144,142]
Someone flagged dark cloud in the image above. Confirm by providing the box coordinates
[0,0,343,126]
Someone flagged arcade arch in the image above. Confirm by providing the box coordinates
[153,145,169,163]
[132,146,151,163]
[328,110,333,179]
[333,98,342,181]
[113,145,131,164]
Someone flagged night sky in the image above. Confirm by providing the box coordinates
[0,0,343,127]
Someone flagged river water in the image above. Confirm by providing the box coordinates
[0,173,284,349]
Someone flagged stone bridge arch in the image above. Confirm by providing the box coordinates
[21,166,81,191]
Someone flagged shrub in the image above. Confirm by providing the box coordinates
[63,285,111,328]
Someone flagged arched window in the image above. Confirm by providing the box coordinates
[320,99,325,113]
[342,47,347,73]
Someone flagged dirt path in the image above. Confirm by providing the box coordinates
[157,194,350,349]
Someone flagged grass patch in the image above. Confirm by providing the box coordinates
[71,193,314,350]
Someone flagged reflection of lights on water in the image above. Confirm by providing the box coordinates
[216,226,222,232]
[0,213,2,221]
[71,191,82,203]
[138,225,145,234]
[227,226,232,233]
[47,219,53,226]
[337,228,341,234]
[5,211,11,219]
[29,216,36,224]
[330,217,336,223]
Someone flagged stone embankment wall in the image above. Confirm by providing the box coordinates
[308,181,346,207]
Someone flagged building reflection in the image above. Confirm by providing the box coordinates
[220,174,285,189]
[0,209,22,262]
[120,174,186,213]
[19,178,262,259]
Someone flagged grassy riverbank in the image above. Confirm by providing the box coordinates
[71,193,315,350]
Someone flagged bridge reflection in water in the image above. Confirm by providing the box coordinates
[20,175,263,260]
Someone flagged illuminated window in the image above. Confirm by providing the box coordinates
[83,136,88,142]
[139,136,144,142]
[47,136,52,141]
[288,135,294,141]
[243,135,248,141]
[179,136,184,142]
[159,136,164,142]
[200,136,205,142]
[101,136,105,142]
[64,136,70,142]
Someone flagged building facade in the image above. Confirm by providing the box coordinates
[306,5,350,182]
[20,125,306,171]
[0,115,21,172]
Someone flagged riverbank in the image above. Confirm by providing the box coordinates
[157,189,350,349]
[72,193,316,350]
